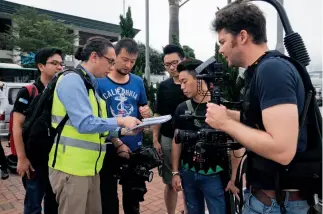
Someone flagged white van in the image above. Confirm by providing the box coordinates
[0,64,38,137]
[0,81,31,137]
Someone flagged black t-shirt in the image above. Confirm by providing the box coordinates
[254,57,306,152]
[173,100,225,175]
[247,56,307,189]
[155,78,187,138]
[173,99,207,131]
[12,78,45,115]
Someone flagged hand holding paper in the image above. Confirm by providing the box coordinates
[125,115,172,133]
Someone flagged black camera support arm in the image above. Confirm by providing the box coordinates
[250,0,311,67]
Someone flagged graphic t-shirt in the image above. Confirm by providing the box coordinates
[97,74,148,151]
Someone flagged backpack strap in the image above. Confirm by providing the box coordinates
[185,100,195,113]
[51,114,69,168]
[25,84,39,98]
[185,100,203,128]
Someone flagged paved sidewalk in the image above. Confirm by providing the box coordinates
[0,141,185,214]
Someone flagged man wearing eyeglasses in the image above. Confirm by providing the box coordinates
[12,48,64,214]
[152,44,188,214]
[97,38,152,214]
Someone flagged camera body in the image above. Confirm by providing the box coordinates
[116,147,162,182]
[174,57,242,151]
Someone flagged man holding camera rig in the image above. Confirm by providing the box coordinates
[97,38,152,214]
[171,58,241,214]
[206,1,320,213]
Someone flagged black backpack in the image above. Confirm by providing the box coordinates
[22,68,93,166]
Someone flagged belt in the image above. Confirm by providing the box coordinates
[251,189,306,206]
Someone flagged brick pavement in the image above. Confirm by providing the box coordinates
[0,141,185,214]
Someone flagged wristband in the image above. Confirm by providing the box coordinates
[172,171,180,176]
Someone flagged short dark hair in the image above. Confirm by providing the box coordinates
[74,36,114,61]
[177,58,203,78]
[213,2,267,44]
[162,44,185,60]
[35,47,64,72]
[114,38,139,56]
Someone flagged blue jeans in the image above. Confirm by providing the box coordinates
[22,165,58,214]
[242,192,309,214]
[181,168,226,214]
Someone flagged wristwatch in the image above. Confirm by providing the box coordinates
[172,171,180,176]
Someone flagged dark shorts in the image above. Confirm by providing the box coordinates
[159,135,173,185]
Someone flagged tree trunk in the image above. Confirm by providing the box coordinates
[168,0,180,44]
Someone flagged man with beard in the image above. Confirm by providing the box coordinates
[97,38,152,214]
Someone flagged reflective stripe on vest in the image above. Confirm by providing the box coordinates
[48,72,109,176]
[57,136,107,152]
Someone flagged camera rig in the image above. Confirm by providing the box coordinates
[116,146,162,183]
[174,56,243,151]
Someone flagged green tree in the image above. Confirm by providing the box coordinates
[183,45,195,58]
[171,34,195,59]
[214,43,244,102]
[0,6,76,66]
[119,6,136,38]
[133,42,164,75]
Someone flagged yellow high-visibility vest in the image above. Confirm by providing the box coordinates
[48,71,109,176]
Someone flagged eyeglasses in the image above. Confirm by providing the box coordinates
[102,56,115,65]
[164,60,179,68]
[46,61,65,67]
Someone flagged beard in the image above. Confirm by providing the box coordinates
[116,68,130,76]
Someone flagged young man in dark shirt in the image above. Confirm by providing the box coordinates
[171,59,241,214]
[206,2,309,213]
[152,44,187,214]
[12,48,64,214]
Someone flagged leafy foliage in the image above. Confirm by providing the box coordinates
[0,6,76,66]
[214,43,244,102]
[133,43,165,75]
[171,34,195,59]
[119,7,136,38]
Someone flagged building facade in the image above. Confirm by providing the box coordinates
[0,0,140,67]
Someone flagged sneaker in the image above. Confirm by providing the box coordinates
[1,168,9,180]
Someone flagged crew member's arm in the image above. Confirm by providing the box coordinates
[138,79,152,118]
[206,59,299,165]
[171,138,182,173]
[152,83,164,154]
[227,110,240,122]
[56,73,140,134]
[12,88,34,178]
[171,107,183,191]
[230,148,245,182]
[12,113,26,160]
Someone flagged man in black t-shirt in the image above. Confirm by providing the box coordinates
[207,2,310,213]
[172,59,241,214]
[12,48,64,214]
[152,44,187,214]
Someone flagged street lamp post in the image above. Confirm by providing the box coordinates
[145,0,151,84]
[123,0,126,17]
[276,0,284,53]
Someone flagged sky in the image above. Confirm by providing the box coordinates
[6,0,323,71]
